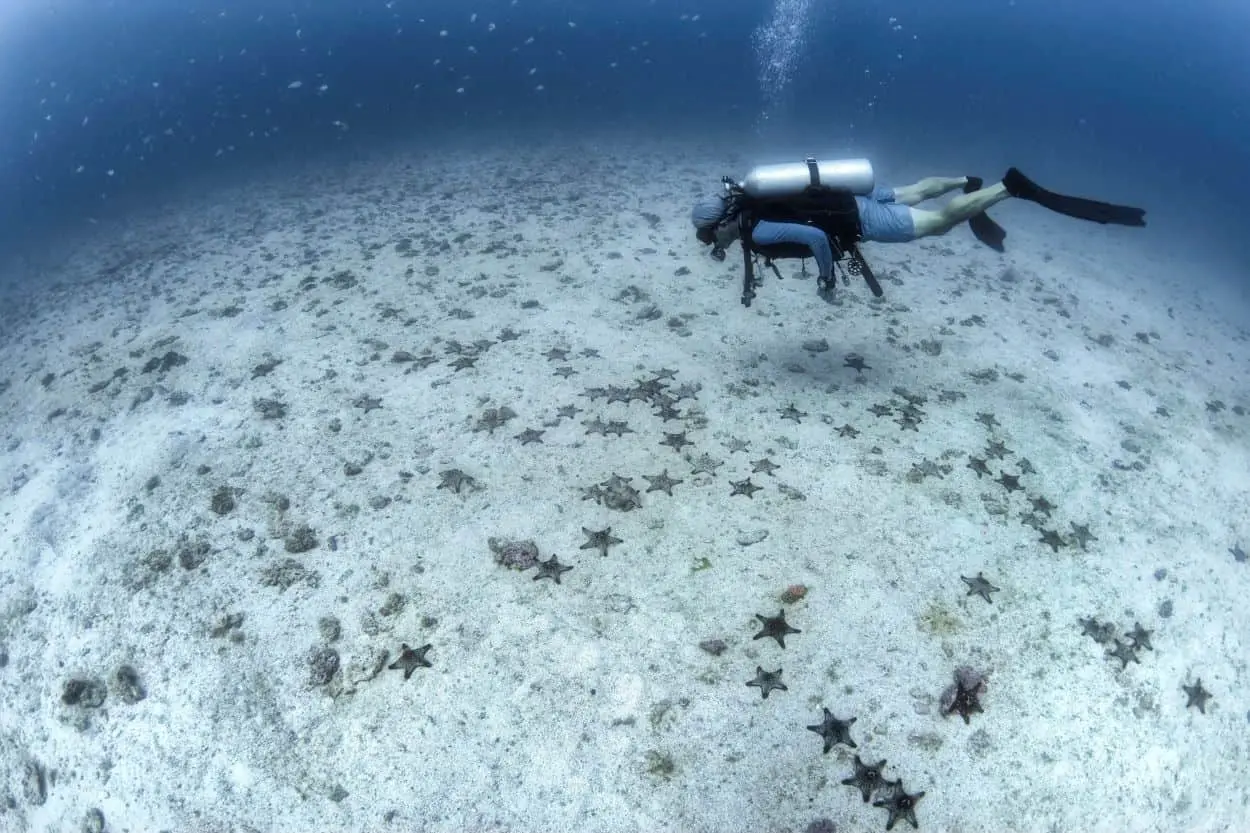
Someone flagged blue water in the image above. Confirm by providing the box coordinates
[3,0,1247,278]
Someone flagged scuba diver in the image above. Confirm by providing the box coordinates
[691,159,1146,306]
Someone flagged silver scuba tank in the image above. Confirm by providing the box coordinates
[740,157,874,198]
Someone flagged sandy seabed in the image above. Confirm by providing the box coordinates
[0,135,1248,833]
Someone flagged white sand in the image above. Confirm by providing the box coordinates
[1,134,1247,833]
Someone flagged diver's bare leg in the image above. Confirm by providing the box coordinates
[909,182,1011,238]
[891,176,969,207]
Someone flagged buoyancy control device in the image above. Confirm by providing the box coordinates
[721,157,884,307]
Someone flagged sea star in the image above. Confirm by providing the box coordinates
[752,609,801,649]
[745,666,787,699]
[806,708,857,753]
[961,572,1001,604]
[388,643,433,680]
[873,780,925,831]
[579,527,623,557]
[841,755,888,802]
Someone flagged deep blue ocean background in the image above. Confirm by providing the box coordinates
[1,0,1247,281]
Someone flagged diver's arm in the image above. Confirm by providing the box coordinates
[752,221,833,279]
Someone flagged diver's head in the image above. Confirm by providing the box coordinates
[691,193,734,261]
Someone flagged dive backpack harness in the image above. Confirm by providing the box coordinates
[716,157,884,308]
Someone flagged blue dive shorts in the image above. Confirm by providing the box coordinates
[855,186,916,243]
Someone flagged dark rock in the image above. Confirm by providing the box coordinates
[141,351,187,374]
[307,646,340,686]
[285,524,318,553]
[255,398,288,419]
[83,808,106,833]
[62,677,108,707]
[489,537,539,570]
[114,665,147,704]
[698,639,728,656]
[210,486,236,515]
[176,538,211,570]
[318,616,341,642]
[210,612,245,638]
[22,758,46,806]
[259,558,320,591]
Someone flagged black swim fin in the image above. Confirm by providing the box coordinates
[1003,167,1146,226]
[964,176,1006,252]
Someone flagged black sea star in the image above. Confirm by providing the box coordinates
[943,676,985,724]
[1126,622,1153,651]
[841,755,887,802]
[533,554,573,584]
[388,643,432,680]
[806,708,857,753]
[1230,544,1247,563]
[844,355,871,374]
[873,780,925,831]
[967,456,991,478]
[1079,616,1116,644]
[1070,522,1097,550]
[896,415,921,432]
[730,478,763,498]
[604,420,634,437]
[1106,639,1140,669]
[745,666,787,698]
[961,572,1000,604]
[514,428,545,445]
[752,609,801,648]
[836,424,859,438]
[1019,511,1045,531]
[996,472,1022,492]
[751,458,780,476]
[660,432,694,452]
[671,382,701,402]
[1183,678,1212,713]
[643,470,682,495]
[1029,495,1055,516]
[579,527,623,557]
[984,439,1011,459]
[688,454,723,476]
[778,403,808,423]
[910,459,944,480]
[1038,528,1066,552]
[605,386,632,404]
[654,402,683,421]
